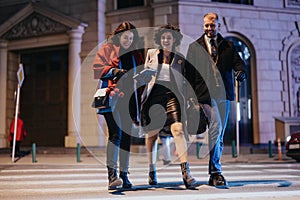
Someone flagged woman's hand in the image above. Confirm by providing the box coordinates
[109,87,124,98]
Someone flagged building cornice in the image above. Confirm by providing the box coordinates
[177,1,300,15]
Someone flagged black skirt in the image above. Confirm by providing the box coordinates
[141,82,181,134]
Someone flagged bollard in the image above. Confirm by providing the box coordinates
[277,138,282,161]
[32,143,37,163]
[77,143,81,163]
[156,143,160,161]
[268,140,273,158]
[249,147,253,154]
[196,142,202,159]
[232,140,237,158]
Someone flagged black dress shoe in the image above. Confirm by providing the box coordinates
[208,173,227,186]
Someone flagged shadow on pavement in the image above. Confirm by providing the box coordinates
[110,179,292,195]
[12,150,31,162]
[109,181,208,195]
[228,180,292,187]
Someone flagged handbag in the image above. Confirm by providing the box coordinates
[92,88,118,114]
[92,88,109,109]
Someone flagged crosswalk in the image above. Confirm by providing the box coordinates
[0,163,300,199]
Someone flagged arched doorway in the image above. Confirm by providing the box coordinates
[288,43,300,117]
[224,36,254,145]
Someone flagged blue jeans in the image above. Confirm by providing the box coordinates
[104,111,131,172]
[202,99,230,175]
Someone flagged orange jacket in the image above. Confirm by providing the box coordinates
[8,117,26,142]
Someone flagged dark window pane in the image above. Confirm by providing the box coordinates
[211,0,253,5]
[226,36,250,65]
[117,0,144,9]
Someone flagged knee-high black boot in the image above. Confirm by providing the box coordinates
[107,167,123,190]
[180,162,197,189]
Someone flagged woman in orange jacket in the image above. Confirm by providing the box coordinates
[92,21,144,190]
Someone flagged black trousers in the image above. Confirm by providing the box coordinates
[10,140,20,156]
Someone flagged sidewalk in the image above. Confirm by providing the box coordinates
[0,144,294,166]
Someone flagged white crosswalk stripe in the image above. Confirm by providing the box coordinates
[0,163,300,199]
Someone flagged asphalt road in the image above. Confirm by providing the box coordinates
[0,151,299,200]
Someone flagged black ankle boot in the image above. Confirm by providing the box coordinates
[107,167,122,190]
[148,164,157,185]
[180,162,197,189]
[120,171,132,189]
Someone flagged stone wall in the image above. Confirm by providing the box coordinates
[174,1,300,143]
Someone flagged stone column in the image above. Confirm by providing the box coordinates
[65,26,85,147]
[0,40,8,147]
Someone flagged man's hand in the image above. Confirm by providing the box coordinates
[235,71,246,82]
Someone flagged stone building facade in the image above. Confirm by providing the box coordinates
[0,0,299,148]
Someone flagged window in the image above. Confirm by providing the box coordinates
[117,0,144,9]
[225,36,253,144]
[212,0,253,5]
[289,44,300,117]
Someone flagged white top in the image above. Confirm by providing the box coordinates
[157,63,170,81]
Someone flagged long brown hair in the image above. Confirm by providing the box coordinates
[110,21,140,48]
